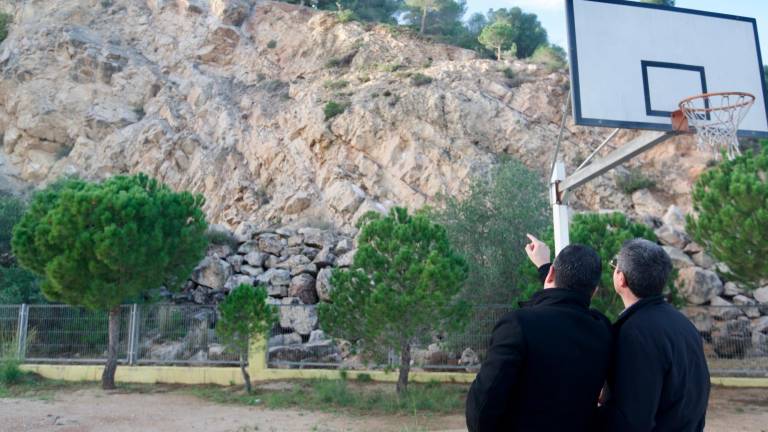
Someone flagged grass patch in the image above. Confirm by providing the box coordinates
[410,73,433,87]
[0,372,91,400]
[324,80,350,90]
[188,379,467,415]
[323,101,349,121]
[616,168,656,194]
[379,62,404,73]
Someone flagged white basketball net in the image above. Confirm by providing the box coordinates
[679,92,755,160]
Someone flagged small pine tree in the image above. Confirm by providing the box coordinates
[217,284,275,393]
[318,207,469,394]
[12,174,208,389]
[686,145,768,286]
[478,21,516,61]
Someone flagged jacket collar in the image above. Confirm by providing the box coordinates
[518,288,591,310]
[615,295,665,327]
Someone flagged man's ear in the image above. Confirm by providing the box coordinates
[545,265,556,285]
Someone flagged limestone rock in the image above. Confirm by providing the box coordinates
[710,296,743,321]
[334,238,354,255]
[654,224,690,249]
[632,190,665,216]
[268,332,302,347]
[224,274,254,291]
[662,246,693,269]
[258,234,285,256]
[243,251,267,267]
[211,0,252,26]
[314,246,336,267]
[256,268,291,287]
[326,181,366,214]
[682,307,713,334]
[238,241,259,254]
[336,250,355,267]
[752,316,768,334]
[289,273,318,304]
[279,297,318,335]
[315,267,333,302]
[308,329,327,344]
[754,287,768,304]
[732,295,761,318]
[239,264,263,277]
[723,282,745,297]
[300,228,336,248]
[662,205,686,231]
[284,192,312,215]
[191,257,232,290]
[677,267,723,305]
[691,251,716,269]
[226,254,244,273]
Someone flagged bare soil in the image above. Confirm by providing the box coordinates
[0,384,765,432]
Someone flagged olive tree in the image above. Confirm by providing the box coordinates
[12,174,208,389]
[318,207,469,394]
[217,283,275,393]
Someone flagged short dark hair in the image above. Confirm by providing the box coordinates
[553,244,602,296]
[617,238,672,298]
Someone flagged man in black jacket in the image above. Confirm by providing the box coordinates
[601,238,710,432]
[466,235,612,432]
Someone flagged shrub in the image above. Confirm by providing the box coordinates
[0,266,44,304]
[318,208,469,395]
[0,193,24,257]
[0,358,22,385]
[337,9,357,23]
[324,80,350,90]
[687,144,768,286]
[501,67,515,80]
[531,44,568,72]
[0,13,11,44]
[379,62,403,73]
[410,73,433,86]
[266,40,277,49]
[616,168,656,194]
[323,101,348,120]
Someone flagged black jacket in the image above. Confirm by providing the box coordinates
[466,274,612,432]
[600,296,710,432]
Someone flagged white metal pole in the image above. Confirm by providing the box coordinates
[551,161,570,255]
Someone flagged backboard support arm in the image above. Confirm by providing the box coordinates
[551,130,677,254]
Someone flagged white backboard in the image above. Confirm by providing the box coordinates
[567,0,768,137]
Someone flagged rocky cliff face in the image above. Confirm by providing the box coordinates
[0,0,709,234]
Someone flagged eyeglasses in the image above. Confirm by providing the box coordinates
[609,257,618,270]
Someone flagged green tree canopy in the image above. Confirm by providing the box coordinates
[433,159,549,306]
[12,173,208,388]
[686,144,768,286]
[478,21,516,61]
[0,193,25,260]
[486,7,548,58]
[318,207,469,394]
[404,0,441,34]
[217,283,275,393]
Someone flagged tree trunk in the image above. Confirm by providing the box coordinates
[396,341,411,395]
[420,7,427,34]
[497,45,502,61]
[240,352,252,394]
[101,306,121,390]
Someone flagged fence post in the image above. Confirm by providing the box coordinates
[127,304,139,365]
[16,304,29,360]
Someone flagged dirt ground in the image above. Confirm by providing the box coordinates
[0,385,765,432]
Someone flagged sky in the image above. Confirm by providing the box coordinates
[466,1,768,59]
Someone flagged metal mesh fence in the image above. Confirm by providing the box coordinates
[0,305,20,357]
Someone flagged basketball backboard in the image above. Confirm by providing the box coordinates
[566,0,768,138]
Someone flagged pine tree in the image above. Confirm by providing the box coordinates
[687,145,768,286]
[318,207,469,394]
[12,174,208,389]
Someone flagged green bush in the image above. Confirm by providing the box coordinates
[520,212,679,321]
[324,80,350,90]
[323,101,349,120]
[0,266,44,304]
[410,73,433,86]
[687,144,768,286]
[531,44,567,72]
[616,168,656,194]
[501,67,515,80]
[337,9,357,23]
[0,357,22,385]
[0,193,25,257]
[266,40,277,49]
[0,13,11,44]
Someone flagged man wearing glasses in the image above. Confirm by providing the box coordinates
[601,239,710,432]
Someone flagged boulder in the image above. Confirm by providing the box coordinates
[459,348,481,373]
[752,316,768,334]
[226,254,244,273]
[712,318,752,358]
[148,341,186,362]
[302,247,320,260]
[208,343,226,359]
[256,268,291,287]
[300,228,336,248]
[289,273,318,304]
[654,224,690,249]
[682,307,714,334]
[237,240,258,254]
[723,282,745,297]
[336,250,355,267]
[334,238,354,255]
[239,264,263,277]
[258,233,285,255]
[677,267,723,305]
[287,234,304,247]
[233,222,256,243]
[662,246,693,269]
[631,190,665,217]
[279,297,318,335]
[313,246,336,267]
[243,251,267,267]
[326,181,365,214]
[266,284,288,298]
[709,296,744,321]
[208,243,233,258]
[732,295,761,318]
[191,257,232,290]
[211,0,252,26]
[308,329,327,344]
[284,192,312,215]
[315,267,334,302]
[754,286,768,304]
[690,251,716,269]
[223,274,254,291]
[662,205,686,231]
[683,242,704,254]
[752,332,768,356]
[268,332,303,347]
[277,255,316,275]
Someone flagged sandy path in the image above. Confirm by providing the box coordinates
[0,386,764,432]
